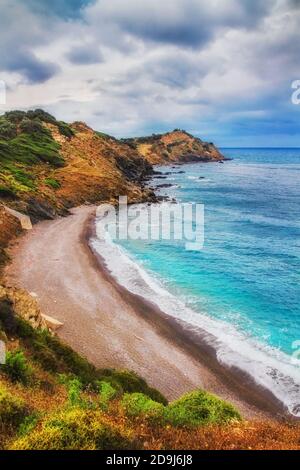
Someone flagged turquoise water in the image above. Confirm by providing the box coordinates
[93,148,300,414]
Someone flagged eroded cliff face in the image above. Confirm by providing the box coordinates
[0,207,23,268]
[122,130,225,165]
[44,121,155,210]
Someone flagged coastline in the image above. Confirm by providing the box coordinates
[4,204,292,421]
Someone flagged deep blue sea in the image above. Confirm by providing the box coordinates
[93,148,300,415]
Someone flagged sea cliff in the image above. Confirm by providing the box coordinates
[0,110,224,269]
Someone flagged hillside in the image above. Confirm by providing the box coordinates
[122,130,225,164]
[0,111,224,270]
[0,297,299,450]
[0,110,155,269]
[0,110,154,217]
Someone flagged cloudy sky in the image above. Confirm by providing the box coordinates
[0,0,299,146]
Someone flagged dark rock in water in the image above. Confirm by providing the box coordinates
[156,183,174,189]
[154,175,167,179]
[156,195,169,202]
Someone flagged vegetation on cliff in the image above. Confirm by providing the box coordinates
[0,297,299,450]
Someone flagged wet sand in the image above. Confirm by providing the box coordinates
[5,205,288,420]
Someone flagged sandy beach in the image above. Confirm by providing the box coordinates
[4,205,288,420]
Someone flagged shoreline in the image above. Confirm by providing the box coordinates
[4,204,293,421]
[86,212,292,421]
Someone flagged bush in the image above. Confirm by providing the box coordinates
[2,350,33,385]
[57,122,74,138]
[0,387,28,430]
[44,178,61,190]
[11,408,138,450]
[19,118,49,136]
[98,381,118,410]
[42,334,99,385]
[121,393,165,423]
[31,339,59,372]
[5,165,35,189]
[4,111,26,124]
[25,110,74,138]
[164,390,241,427]
[0,113,65,168]
[0,308,98,384]
[18,413,40,437]
[98,370,168,405]
[0,120,17,140]
[67,378,82,407]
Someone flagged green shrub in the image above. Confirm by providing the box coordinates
[0,120,17,140]
[42,334,98,385]
[121,393,165,423]
[25,110,74,138]
[0,308,98,384]
[31,339,59,372]
[164,390,241,427]
[0,387,28,430]
[5,165,36,189]
[95,131,112,140]
[57,121,74,138]
[2,350,33,385]
[4,111,26,124]
[44,178,61,190]
[18,413,40,437]
[67,378,82,407]
[0,114,65,168]
[11,408,137,450]
[19,118,48,136]
[98,370,168,405]
[98,381,118,410]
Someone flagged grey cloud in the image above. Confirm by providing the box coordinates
[66,45,103,65]
[5,49,60,83]
[0,0,62,83]
[87,0,275,48]
[146,54,206,88]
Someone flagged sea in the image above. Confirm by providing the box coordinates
[92,148,300,416]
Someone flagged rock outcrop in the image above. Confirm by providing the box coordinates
[122,129,224,165]
[0,285,47,329]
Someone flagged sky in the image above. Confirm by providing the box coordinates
[0,0,299,146]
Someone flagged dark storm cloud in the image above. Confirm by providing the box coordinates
[66,45,103,65]
[94,0,275,48]
[4,49,60,84]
